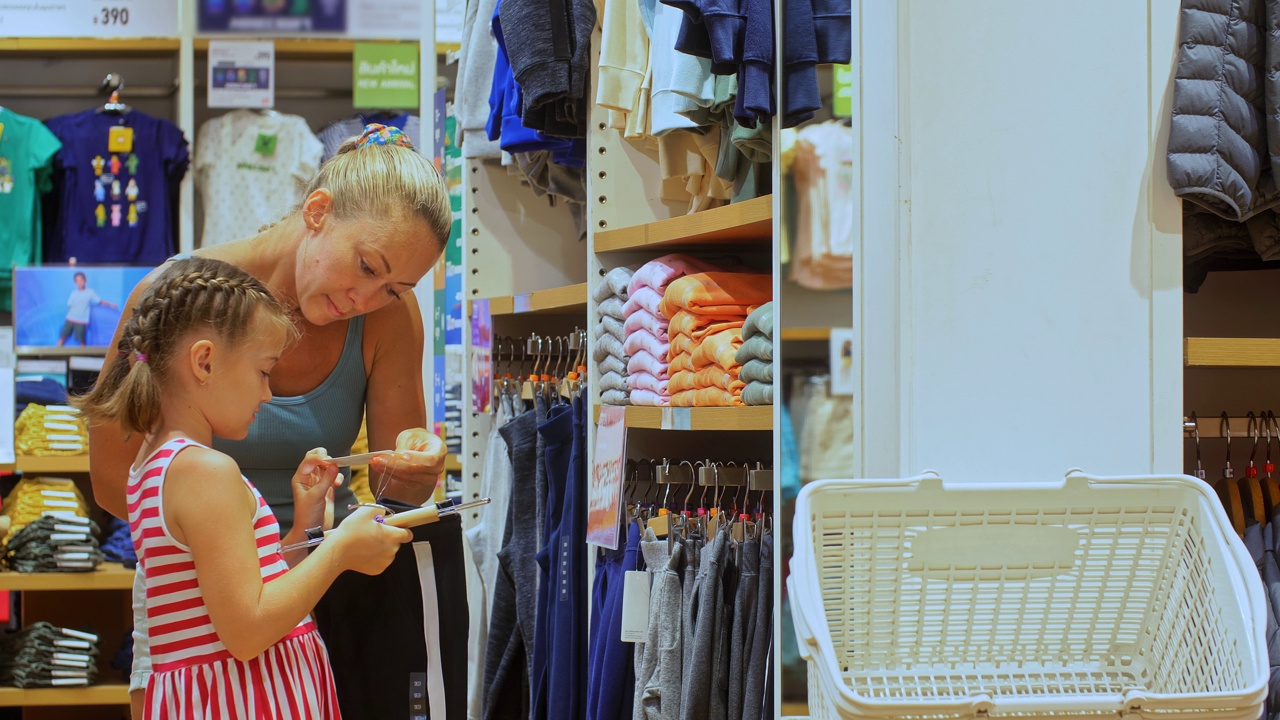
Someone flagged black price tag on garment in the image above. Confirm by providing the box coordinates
[254,133,277,157]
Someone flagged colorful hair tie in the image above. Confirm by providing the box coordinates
[134,353,148,364]
[356,123,415,150]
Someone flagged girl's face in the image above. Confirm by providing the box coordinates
[295,211,439,326]
[204,315,289,440]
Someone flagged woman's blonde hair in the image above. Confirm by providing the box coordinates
[73,257,296,437]
[305,135,452,249]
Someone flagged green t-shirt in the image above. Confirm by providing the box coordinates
[0,109,61,311]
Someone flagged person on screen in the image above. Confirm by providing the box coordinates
[58,272,118,347]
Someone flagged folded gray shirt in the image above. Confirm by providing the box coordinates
[742,302,774,341]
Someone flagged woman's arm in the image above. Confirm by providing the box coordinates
[87,273,159,519]
[169,447,409,661]
[363,290,446,505]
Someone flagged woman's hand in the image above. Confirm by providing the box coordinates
[291,448,343,533]
[367,429,446,505]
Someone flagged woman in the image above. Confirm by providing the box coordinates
[86,124,454,717]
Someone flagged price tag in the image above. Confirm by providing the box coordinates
[208,41,275,109]
[0,2,178,37]
[108,127,134,153]
[620,571,650,643]
[254,133,277,157]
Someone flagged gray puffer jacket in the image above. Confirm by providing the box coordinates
[1168,0,1280,272]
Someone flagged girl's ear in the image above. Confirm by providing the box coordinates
[188,339,215,386]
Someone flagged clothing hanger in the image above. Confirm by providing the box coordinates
[1264,411,1280,519]
[1218,412,1246,536]
[1243,412,1267,527]
[96,73,130,115]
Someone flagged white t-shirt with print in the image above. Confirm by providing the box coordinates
[195,110,323,247]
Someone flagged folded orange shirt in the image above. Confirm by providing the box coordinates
[695,364,744,393]
[668,333,698,361]
[671,387,743,407]
[669,370,700,394]
[659,272,772,318]
[692,328,743,370]
[670,351,695,375]
[669,310,746,340]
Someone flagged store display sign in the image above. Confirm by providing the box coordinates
[829,327,854,396]
[833,63,853,118]
[0,0,177,37]
[354,42,420,109]
[13,266,151,352]
[208,41,275,109]
[588,406,627,550]
[199,0,345,33]
[470,299,492,414]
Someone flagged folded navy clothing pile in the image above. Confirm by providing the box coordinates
[99,516,137,570]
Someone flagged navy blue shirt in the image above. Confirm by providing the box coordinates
[44,110,189,265]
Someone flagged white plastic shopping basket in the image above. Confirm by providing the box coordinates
[788,471,1268,719]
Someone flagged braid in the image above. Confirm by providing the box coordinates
[73,257,295,436]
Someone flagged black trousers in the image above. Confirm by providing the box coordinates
[313,499,469,720]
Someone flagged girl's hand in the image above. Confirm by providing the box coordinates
[291,448,342,532]
[328,506,413,575]
[367,429,446,505]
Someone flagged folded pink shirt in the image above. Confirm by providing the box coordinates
[624,309,670,340]
[627,253,723,298]
[622,286,665,319]
[627,350,669,379]
[627,372,670,396]
[623,331,669,360]
[629,388,670,406]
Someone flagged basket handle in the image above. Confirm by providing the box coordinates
[786,575,817,662]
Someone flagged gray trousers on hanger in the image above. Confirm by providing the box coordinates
[634,534,681,720]
[743,531,773,720]
[728,538,760,719]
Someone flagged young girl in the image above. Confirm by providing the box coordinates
[76,256,412,719]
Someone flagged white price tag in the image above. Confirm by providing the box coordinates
[0,1,178,37]
[619,571,650,643]
[208,41,275,110]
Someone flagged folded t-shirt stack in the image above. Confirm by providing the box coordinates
[0,622,100,688]
[5,515,104,573]
[16,404,88,456]
[660,271,772,406]
[15,378,68,419]
[2,476,91,548]
[624,254,726,406]
[593,266,635,405]
[735,302,774,405]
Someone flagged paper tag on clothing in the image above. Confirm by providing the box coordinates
[47,434,82,442]
[53,657,89,668]
[44,422,79,432]
[44,500,79,509]
[620,570,650,643]
[254,133,277,157]
[54,639,91,650]
[56,560,93,569]
[44,511,83,521]
[51,678,89,686]
[56,552,91,561]
[61,628,99,642]
[51,668,89,677]
[108,126,134,153]
[54,524,89,533]
[40,489,76,499]
[53,652,91,662]
[46,414,77,422]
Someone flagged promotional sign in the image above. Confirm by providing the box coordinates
[470,299,492,415]
[208,41,275,109]
[833,63,853,118]
[199,0,345,33]
[0,0,178,37]
[353,42,420,109]
[829,327,854,396]
[587,406,627,549]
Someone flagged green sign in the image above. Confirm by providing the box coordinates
[353,42,420,109]
[833,63,853,118]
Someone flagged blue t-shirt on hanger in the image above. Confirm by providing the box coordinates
[44,109,189,265]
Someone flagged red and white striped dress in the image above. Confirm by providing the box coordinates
[128,437,341,720]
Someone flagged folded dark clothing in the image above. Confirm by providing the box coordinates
[110,632,133,682]
[0,622,100,687]
[15,378,68,411]
[6,516,104,572]
[99,516,137,568]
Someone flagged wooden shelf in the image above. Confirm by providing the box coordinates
[594,405,773,431]
[0,38,180,55]
[474,283,589,317]
[17,455,90,475]
[595,195,772,253]
[0,684,130,707]
[780,328,830,342]
[1185,337,1280,367]
[0,563,134,592]
[194,37,458,59]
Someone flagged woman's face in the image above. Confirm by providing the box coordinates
[295,208,440,326]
